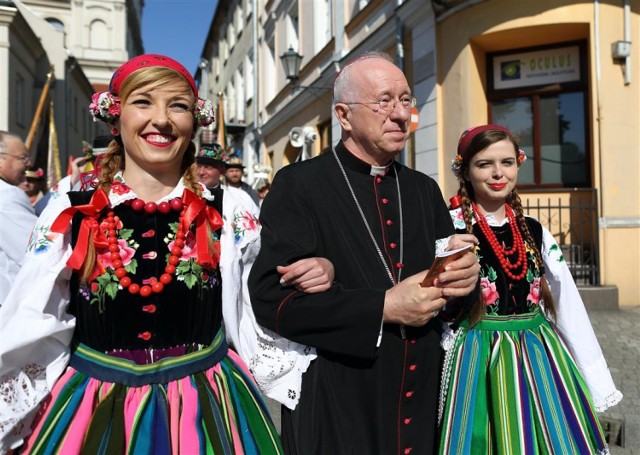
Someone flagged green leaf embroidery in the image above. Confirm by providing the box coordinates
[183,273,197,289]
[125,258,138,274]
[119,228,134,240]
[105,282,119,300]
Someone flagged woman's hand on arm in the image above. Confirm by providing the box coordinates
[277,257,335,293]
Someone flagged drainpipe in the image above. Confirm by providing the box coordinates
[594,0,605,285]
[249,0,260,185]
[623,0,631,85]
[395,0,406,165]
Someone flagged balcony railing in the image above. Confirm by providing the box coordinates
[522,188,599,285]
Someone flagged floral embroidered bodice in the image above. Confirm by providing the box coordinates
[65,180,223,352]
[450,209,544,315]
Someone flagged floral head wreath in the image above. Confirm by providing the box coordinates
[450,124,527,178]
[89,54,215,128]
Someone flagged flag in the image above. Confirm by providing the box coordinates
[46,101,62,189]
[26,67,55,158]
[217,94,227,149]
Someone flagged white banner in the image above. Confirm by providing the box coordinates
[493,46,580,90]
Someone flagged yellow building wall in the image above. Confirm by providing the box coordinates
[437,0,639,306]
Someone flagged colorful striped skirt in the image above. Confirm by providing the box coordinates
[438,311,609,455]
[22,330,283,454]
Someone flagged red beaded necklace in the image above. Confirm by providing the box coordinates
[472,202,528,281]
[103,197,187,298]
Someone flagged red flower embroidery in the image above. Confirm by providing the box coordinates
[527,277,541,305]
[110,181,131,195]
[240,211,258,231]
[167,230,197,261]
[97,239,136,268]
[480,277,499,305]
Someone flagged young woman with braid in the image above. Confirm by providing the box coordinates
[437,125,621,454]
[0,54,334,454]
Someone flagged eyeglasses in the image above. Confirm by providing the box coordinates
[342,96,417,113]
[0,152,31,164]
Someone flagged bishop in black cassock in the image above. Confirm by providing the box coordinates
[249,141,456,454]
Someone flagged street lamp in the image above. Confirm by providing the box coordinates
[279,47,333,93]
[280,47,304,82]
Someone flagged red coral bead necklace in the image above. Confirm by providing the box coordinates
[103,197,186,297]
[472,202,528,281]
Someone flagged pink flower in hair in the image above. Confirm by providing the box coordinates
[89,92,121,123]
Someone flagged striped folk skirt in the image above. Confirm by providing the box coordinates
[438,311,609,455]
[22,330,283,454]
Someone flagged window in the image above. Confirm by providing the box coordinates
[245,54,254,102]
[488,42,589,188]
[228,21,236,49]
[265,36,276,101]
[286,1,299,51]
[227,81,236,121]
[89,20,109,49]
[235,69,245,122]
[46,18,66,47]
[313,0,331,52]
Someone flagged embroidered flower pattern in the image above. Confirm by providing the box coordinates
[26,225,60,254]
[91,228,138,312]
[110,181,132,195]
[449,208,466,230]
[480,272,500,310]
[232,210,259,244]
[164,222,214,295]
[527,277,541,306]
[167,230,197,261]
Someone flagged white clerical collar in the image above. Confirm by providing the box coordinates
[370,165,388,176]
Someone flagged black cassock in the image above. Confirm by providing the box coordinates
[249,142,455,454]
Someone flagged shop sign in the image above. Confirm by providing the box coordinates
[493,46,580,90]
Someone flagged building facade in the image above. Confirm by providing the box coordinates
[0,0,143,173]
[200,0,638,307]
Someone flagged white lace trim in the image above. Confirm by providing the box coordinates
[593,389,623,412]
[0,363,49,449]
[438,325,466,425]
[247,327,316,410]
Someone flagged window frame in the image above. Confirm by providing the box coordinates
[487,41,591,189]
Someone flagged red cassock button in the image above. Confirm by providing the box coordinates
[382,198,389,204]
[390,243,397,249]
[405,391,414,398]
[404,448,412,454]
[404,418,412,425]
[386,220,393,226]
[376,177,382,183]
[409,364,417,371]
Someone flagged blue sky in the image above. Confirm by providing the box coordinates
[142,0,218,76]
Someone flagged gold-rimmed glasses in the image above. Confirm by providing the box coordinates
[342,96,417,113]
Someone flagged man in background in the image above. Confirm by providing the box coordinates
[0,131,37,306]
[225,156,261,206]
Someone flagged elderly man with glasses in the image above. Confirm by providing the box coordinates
[0,131,37,307]
[249,52,480,454]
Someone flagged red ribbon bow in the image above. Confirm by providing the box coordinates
[51,189,110,272]
[181,189,223,269]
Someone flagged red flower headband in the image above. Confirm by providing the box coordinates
[89,54,214,127]
[451,124,526,178]
[109,54,198,97]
